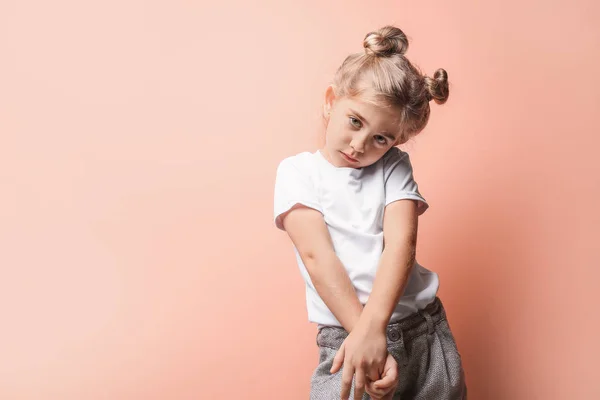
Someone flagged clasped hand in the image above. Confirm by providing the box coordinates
[329,319,399,400]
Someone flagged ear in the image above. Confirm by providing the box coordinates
[323,85,337,118]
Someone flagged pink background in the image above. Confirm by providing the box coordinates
[1,1,599,399]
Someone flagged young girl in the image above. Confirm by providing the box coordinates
[273,25,467,400]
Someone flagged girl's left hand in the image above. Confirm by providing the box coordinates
[366,353,399,399]
[329,320,388,400]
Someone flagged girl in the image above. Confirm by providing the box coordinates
[273,25,467,400]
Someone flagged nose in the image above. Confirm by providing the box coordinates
[350,134,366,154]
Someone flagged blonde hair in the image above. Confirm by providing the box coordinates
[330,25,449,139]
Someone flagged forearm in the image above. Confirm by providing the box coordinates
[303,251,364,332]
[361,244,415,331]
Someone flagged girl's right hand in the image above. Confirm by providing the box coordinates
[329,321,388,400]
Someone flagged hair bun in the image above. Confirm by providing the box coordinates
[363,25,409,57]
[424,68,449,104]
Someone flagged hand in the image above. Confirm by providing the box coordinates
[365,353,399,400]
[329,321,388,400]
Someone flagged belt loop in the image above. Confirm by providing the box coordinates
[316,327,323,347]
[418,309,435,348]
[419,309,435,335]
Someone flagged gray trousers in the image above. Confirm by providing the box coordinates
[310,297,467,399]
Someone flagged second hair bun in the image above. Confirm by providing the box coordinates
[363,25,409,57]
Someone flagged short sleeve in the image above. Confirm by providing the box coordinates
[383,147,430,216]
[273,156,323,230]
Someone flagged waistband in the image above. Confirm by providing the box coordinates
[317,297,446,349]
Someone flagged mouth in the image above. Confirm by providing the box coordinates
[340,151,359,163]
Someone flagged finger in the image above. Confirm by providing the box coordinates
[383,356,398,377]
[373,369,398,391]
[373,357,398,390]
[366,381,386,398]
[340,360,354,400]
[330,343,345,374]
[354,368,366,400]
[366,365,381,383]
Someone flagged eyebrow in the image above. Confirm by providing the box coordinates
[349,108,397,141]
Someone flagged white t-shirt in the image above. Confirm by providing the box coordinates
[273,146,439,327]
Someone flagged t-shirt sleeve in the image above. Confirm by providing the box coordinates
[383,147,430,216]
[273,156,323,230]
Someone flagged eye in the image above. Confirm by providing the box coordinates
[374,135,388,145]
[349,116,362,128]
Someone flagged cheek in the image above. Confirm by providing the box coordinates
[328,123,349,142]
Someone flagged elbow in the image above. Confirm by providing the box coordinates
[383,242,417,268]
[384,231,417,256]
[298,248,336,273]
[384,243,416,258]
[299,248,332,264]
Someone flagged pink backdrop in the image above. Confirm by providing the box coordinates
[1,1,599,399]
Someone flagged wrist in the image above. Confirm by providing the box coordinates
[358,306,390,333]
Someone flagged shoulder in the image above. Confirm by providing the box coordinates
[381,146,414,177]
[273,151,322,230]
[277,151,314,168]
[276,151,317,177]
[382,146,410,166]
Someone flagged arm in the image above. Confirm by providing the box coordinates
[332,199,417,398]
[360,199,418,331]
[281,205,364,332]
[284,206,389,399]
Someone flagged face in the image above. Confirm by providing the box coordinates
[322,85,406,169]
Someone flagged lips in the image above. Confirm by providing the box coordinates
[340,151,359,163]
